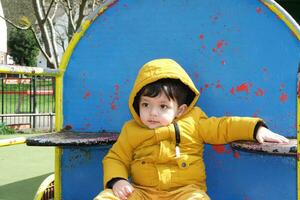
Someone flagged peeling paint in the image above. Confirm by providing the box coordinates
[231,139,297,156]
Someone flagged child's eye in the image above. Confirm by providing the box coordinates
[141,103,149,107]
[160,105,168,110]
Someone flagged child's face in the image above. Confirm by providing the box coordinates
[139,92,185,129]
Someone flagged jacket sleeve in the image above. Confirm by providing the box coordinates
[102,124,133,188]
[102,122,175,188]
[196,108,263,144]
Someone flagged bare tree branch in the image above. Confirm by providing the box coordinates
[44,0,56,22]
[65,0,76,33]
[40,0,47,16]
[76,0,88,31]
[50,1,59,20]
[29,25,52,63]
[47,17,60,67]
[33,0,57,68]
[92,0,96,11]
[0,15,28,30]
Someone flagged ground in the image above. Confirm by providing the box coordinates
[0,134,54,200]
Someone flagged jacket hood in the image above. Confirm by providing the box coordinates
[129,58,200,126]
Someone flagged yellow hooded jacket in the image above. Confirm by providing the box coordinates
[103,59,261,192]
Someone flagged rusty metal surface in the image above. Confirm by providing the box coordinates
[26,132,118,146]
[231,139,297,156]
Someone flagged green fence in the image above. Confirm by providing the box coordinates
[0,65,60,132]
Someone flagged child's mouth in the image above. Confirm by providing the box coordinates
[148,120,159,124]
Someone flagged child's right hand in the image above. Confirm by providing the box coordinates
[112,179,134,200]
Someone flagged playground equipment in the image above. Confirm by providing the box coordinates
[26,0,300,199]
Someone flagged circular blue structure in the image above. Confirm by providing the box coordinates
[59,0,300,199]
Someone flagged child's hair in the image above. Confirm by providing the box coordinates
[133,78,195,115]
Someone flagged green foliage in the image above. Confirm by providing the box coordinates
[0,123,15,135]
[8,28,39,66]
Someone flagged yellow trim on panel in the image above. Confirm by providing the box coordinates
[54,1,118,199]
[261,1,300,41]
[298,96,300,200]
[0,64,60,76]
[0,137,26,147]
[54,147,62,200]
[55,75,64,132]
[54,74,63,200]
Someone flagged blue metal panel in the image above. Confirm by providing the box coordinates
[204,145,296,199]
[62,0,299,199]
[61,147,110,199]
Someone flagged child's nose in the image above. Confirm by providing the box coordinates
[150,108,159,116]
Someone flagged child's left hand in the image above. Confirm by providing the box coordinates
[256,126,289,143]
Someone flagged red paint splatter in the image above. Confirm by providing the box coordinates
[236,83,249,93]
[199,34,204,40]
[193,72,200,82]
[252,110,260,117]
[114,84,120,92]
[256,7,262,14]
[212,145,226,154]
[255,88,264,96]
[110,84,120,110]
[216,83,222,89]
[217,40,225,49]
[234,151,240,159]
[230,87,235,95]
[212,40,228,54]
[210,14,220,23]
[83,91,91,99]
[199,87,203,93]
[221,60,226,65]
[215,80,222,89]
[262,67,268,73]
[205,84,210,89]
[64,124,73,130]
[280,93,288,102]
[201,45,206,49]
[111,102,117,110]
